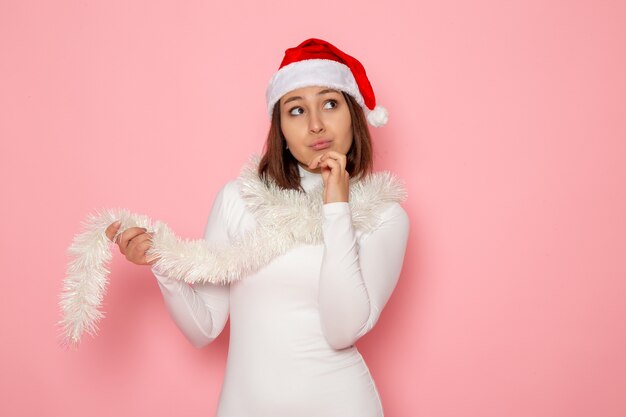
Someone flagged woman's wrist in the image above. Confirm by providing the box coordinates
[322,201,351,213]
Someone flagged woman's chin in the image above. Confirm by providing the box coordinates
[298,162,322,174]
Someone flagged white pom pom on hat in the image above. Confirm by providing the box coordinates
[266,38,388,127]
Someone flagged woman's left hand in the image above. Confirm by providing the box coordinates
[309,151,350,204]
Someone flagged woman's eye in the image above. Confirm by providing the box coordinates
[289,107,304,116]
[324,100,338,109]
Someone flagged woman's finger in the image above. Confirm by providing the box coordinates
[310,151,347,171]
[308,153,325,169]
[320,151,347,172]
[118,227,148,255]
[321,150,347,163]
[320,158,341,177]
[127,232,152,261]
[105,221,121,242]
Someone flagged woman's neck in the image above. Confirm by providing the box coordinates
[297,163,323,192]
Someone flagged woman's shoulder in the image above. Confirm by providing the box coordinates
[382,201,410,226]
[215,156,262,203]
[355,169,408,209]
[212,178,257,238]
[217,178,242,200]
[213,178,248,216]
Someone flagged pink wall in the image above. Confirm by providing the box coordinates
[1,0,625,416]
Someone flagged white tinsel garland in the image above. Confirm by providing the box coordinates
[58,157,407,347]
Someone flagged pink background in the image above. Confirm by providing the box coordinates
[1,0,625,416]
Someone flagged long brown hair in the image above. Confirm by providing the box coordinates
[258,91,373,191]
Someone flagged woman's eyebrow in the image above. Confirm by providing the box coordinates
[283,89,339,105]
[317,88,339,96]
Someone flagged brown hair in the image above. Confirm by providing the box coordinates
[258,91,373,191]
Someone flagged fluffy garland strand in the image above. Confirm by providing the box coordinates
[58,157,407,347]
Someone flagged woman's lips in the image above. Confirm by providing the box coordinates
[311,140,332,150]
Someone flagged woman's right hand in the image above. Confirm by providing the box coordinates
[105,221,156,266]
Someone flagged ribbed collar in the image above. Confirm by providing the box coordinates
[298,164,324,192]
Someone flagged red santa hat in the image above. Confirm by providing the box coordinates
[265,38,388,127]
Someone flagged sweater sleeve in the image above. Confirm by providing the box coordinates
[318,201,410,350]
[151,184,234,349]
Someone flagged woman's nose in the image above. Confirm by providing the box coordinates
[308,110,325,134]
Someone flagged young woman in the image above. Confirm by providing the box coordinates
[105,38,409,417]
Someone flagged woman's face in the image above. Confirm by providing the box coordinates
[279,86,353,173]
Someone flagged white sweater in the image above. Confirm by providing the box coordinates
[151,164,410,417]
